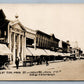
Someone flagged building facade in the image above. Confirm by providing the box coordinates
[58,40,70,53]
[35,30,60,51]
[8,20,26,63]
[8,20,36,64]
[0,9,36,64]
[0,9,9,44]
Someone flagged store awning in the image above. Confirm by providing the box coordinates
[58,53,64,56]
[58,53,70,56]
[27,47,48,56]
[26,48,33,56]
[61,53,70,56]
[36,48,48,56]
[65,53,70,56]
[44,49,59,56]
[55,52,59,56]
[62,53,66,56]
[0,44,12,55]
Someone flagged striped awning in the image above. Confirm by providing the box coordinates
[58,53,64,56]
[26,47,48,56]
[0,44,12,55]
[58,53,70,56]
[44,49,59,56]
[26,48,33,56]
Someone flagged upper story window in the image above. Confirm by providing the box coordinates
[26,38,34,47]
[0,29,1,37]
[0,29,7,43]
[74,51,75,53]
[0,29,7,38]
[36,37,38,43]
[4,31,6,37]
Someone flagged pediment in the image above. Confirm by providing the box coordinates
[12,23,24,31]
[9,20,25,31]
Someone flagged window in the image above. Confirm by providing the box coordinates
[74,51,75,53]
[36,37,38,43]
[4,31,6,37]
[0,29,1,37]
[0,29,7,38]
[26,38,34,46]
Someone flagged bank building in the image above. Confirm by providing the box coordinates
[0,9,37,64]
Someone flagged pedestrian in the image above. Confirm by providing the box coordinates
[45,56,49,66]
[15,57,19,69]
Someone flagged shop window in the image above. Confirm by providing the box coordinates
[26,38,34,46]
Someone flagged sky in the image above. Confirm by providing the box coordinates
[0,4,84,52]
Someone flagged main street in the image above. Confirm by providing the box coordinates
[0,59,84,80]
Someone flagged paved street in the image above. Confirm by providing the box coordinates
[0,59,84,80]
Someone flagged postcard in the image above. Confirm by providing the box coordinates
[0,3,84,81]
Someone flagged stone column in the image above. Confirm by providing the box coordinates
[38,37,39,46]
[13,32,15,64]
[23,36,26,61]
[9,31,11,50]
[21,35,23,61]
[17,34,20,59]
[8,31,12,62]
[34,37,36,49]
[7,23,10,44]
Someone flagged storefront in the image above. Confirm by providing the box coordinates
[0,43,12,67]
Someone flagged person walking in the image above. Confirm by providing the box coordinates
[45,56,49,66]
[15,57,19,69]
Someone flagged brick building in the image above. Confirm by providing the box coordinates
[35,30,60,51]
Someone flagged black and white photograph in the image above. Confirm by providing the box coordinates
[0,4,84,80]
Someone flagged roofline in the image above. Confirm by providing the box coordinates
[62,41,70,46]
[36,30,60,41]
